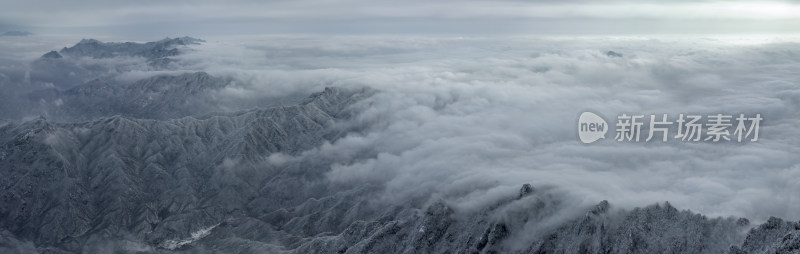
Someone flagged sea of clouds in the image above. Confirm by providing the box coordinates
[2,34,799,222]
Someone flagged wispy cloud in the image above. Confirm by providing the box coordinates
[212,35,800,221]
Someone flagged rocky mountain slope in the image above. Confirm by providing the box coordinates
[0,86,374,253]
[2,85,799,253]
[25,72,231,121]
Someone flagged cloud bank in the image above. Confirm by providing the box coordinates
[197,35,799,222]
[1,34,798,224]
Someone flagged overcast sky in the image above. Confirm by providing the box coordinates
[2,0,800,38]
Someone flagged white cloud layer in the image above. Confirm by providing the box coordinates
[2,34,798,223]
[194,35,800,222]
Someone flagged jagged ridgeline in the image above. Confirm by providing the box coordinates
[0,38,799,253]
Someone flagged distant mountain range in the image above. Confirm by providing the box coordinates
[0,31,32,37]
[23,37,205,89]
[58,37,204,66]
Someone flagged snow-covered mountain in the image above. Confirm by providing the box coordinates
[2,84,798,253]
[0,86,374,253]
[0,38,798,254]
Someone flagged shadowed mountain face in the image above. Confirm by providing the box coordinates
[25,72,231,121]
[3,72,240,122]
[1,37,799,254]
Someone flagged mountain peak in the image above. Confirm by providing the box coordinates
[518,183,534,199]
[590,200,610,215]
[41,51,62,59]
[77,38,102,45]
[159,36,205,45]
[606,50,623,57]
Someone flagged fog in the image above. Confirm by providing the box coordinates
[177,35,800,222]
[1,34,798,225]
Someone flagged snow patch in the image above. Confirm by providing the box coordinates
[159,223,219,250]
